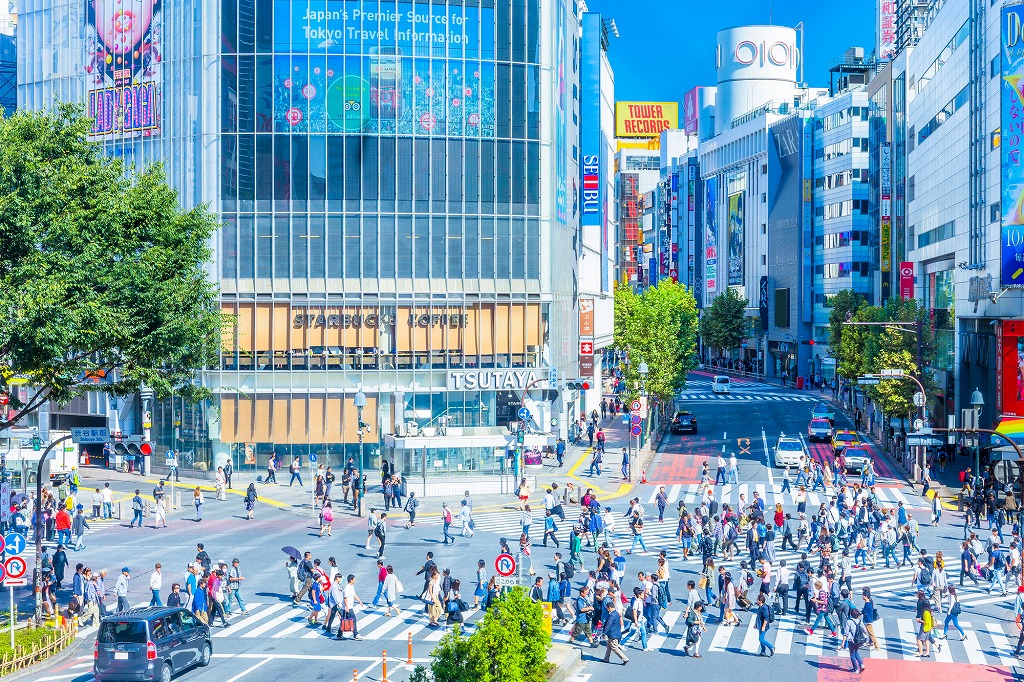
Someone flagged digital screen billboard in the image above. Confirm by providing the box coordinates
[1000,320,1024,417]
[273,1,495,136]
[1002,5,1024,285]
[727,172,745,286]
[84,0,162,139]
[704,177,717,306]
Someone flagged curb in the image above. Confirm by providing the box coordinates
[546,642,582,682]
[3,631,87,682]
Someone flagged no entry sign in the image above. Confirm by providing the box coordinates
[495,552,517,577]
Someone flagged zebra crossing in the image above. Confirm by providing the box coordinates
[36,517,122,550]
[642,481,918,510]
[675,393,819,402]
[76,596,1019,666]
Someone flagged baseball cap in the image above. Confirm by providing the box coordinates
[121,567,130,573]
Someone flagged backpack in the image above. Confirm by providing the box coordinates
[853,620,869,646]
[374,521,386,539]
[919,566,932,586]
[562,561,575,580]
[763,603,775,624]
[994,550,1007,570]
[297,561,310,582]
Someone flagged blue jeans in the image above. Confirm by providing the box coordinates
[943,612,965,638]
[289,471,303,486]
[715,469,726,485]
[990,567,1007,594]
[102,502,113,519]
[443,522,454,543]
[728,468,739,484]
[195,502,203,521]
[56,529,71,546]
[589,461,602,476]
[883,545,899,567]
[131,510,143,527]
[758,628,774,654]
[849,644,864,670]
[623,617,648,648]
[150,589,162,606]
[230,588,247,612]
[810,611,837,632]
[372,581,384,606]
[629,534,647,553]
[781,478,791,493]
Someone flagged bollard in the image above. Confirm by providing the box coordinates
[352,669,358,682]
[407,631,413,664]
[382,649,388,681]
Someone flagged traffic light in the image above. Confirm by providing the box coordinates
[566,381,591,390]
[516,429,525,445]
[31,435,41,451]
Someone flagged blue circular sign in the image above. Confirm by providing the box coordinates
[517,407,531,421]
[3,532,26,556]
[310,453,318,463]
[630,425,642,437]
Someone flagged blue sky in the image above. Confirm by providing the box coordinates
[583,0,876,102]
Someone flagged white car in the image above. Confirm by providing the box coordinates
[712,375,731,394]
[774,436,806,468]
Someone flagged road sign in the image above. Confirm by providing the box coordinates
[548,367,558,385]
[0,564,5,582]
[0,535,4,554]
[0,482,8,524]
[630,415,642,426]
[630,424,642,437]
[995,460,1021,486]
[880,369,904,377]
[631,400,642,412]
[494,576,517,587]
[913,418,924,431]
[165,452,177,467]
[3,533,25,556]
[3,577,26,587]
[857,377,880,386]
[310,453,318,463]
[517,407,531,421]
[495,552,517,577]
[70,427,110,444]
[913,392,925,408]
[4,556,26,579]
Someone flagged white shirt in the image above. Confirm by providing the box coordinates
[729,454,738,470]
[717,456,726,469]
[149,571,162,590]
[343,583,357,610]
[544,492,556,511]
[101,488,112,503]
[92,492,102,505]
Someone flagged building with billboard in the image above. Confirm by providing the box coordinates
[20,0,594,491]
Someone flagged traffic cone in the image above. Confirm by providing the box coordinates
[640,469,647,484]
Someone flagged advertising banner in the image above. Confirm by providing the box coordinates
[1000,320,1024,417]
[615,102,678,138]
[899,261,914,300]
[877,0,895,62]
[727,177,745,286]
[683,88,700,135]
[272,1,495,136]
[579,297,594,337]
[704,177,718,305]
[880,142,892,272]
[580,13,602,226]
[758,276,769,333]
[84,0,162,139]
[1002,5,1024,286]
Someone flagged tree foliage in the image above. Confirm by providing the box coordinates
[0,105,223,428]
[827,289,865,354]
[614,279,700,401]
[699,288,749,353]
[423,588,551,682]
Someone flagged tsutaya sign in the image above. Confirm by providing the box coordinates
[447,370,541,391]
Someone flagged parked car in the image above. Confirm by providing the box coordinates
[94,607,212,682]
[712,376,731,394]
[811,403,836,424]
[671,411,698,434]
[831,429,861,455]
[773,435,806,468]
[807,418,834,442]
[841,446,871,473]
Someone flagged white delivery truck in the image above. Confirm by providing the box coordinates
[0,427,78,491]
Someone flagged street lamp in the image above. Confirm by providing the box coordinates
[353,388,367,518]
[970,387,984,480]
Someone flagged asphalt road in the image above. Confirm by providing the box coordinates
[22,374,1024,682]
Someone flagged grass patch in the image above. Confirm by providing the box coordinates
[0,626,62,657]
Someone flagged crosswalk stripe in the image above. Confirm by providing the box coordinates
[961,626,988,665]
[868,619,887,658]
[982,622,1017,667]
[213,602,289,637]
[669,484,682,504]
[804,628,825,657]
[708,623,733,652]
[896,619,918,660]
[395,622,429,639]
[739,618,760,653]
[242,611,302,638]
[646,611,680,650]
[933,631,954,663]
[774,617,795,654]
[272,619,309,638]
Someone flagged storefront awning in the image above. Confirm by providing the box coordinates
[383,427,556,450]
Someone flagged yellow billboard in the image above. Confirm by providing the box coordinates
[615,101,678,138]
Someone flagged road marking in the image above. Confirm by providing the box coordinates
[868,619,887,658]
[982,621,1017,667]
[224,657,273,682]
[241,610,301,638]
[803,627,825,657]
[896,618,918,659]
[707,622,733,652]
[272,619,310,638]
[646,611,680,650]
[773,617,795,654]
[961,627,988,665]
[738,617,760,653]
[213,602,289,637]
[364,608,423,639]
[762,429,774,487]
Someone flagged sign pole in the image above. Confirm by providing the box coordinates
[8,585,13,649]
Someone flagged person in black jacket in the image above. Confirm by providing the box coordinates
[602,604,629,664]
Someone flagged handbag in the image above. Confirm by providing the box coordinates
[396,579,404,593]
[698,576,708,590]
[339,618,355,632]
[446,600,460,613]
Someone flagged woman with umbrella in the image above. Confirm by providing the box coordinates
[282,547,301,600]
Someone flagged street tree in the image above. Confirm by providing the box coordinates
[699,288,748,357]
[827,289,866,352]
[614,279,699,401]
[0,105,223,428]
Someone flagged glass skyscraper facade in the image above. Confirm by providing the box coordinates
[20,0,583,482]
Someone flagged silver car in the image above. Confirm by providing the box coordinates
[842,447,871,473]
[773,436,806,468]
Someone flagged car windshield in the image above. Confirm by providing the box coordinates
[836,433,856,442]
[813,406,830,414]
[99,621,148,644]
[845,449,869,458]
[778,441,802,451]
[810,420,830,428]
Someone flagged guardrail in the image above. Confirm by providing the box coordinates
[0,623,77,676]
[697,365,766,381]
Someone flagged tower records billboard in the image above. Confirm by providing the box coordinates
[615,102,678,138]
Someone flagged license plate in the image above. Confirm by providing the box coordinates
[114,652,129,660]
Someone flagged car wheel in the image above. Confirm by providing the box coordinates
[200,642,212,667]
[159,663,172,682]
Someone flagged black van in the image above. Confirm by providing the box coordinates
[94,607,212,682]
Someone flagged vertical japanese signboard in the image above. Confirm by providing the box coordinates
[1002,5,1024,286]
[704,178,718,306]
[880,142,892,273]
[877,0,896,62]
[899,262,914,300]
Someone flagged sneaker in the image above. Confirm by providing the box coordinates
[806,629,814,635]
[353,635,363,640]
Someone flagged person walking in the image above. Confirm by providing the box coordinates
[266,455,278,484]
[755,593,775,657]
[289,457,303,486]
[149,563,163,606]
[942,586,966,641]
[403,492,419,528]
[459,499,475,537]
[224,460,233,490]
[114,567,131,613]
[374,513,388,559]
[320,500,334,538]
[841,608,868,673]
[101,483,113,519]
[371,560,387,608]
[860,587,880,650]
[601,601,629,665]
[380,565,401,617]
[442,503,456,544]
[322,574,345,636]
[683,600,707,657]
[215,467,227,501]
[656,487,668,523]
[365,508,379,549]
[193,487,204,522]
[542,510,560,547]
[570,585,598,648]
[244,483,257,520]
[72,507,90,551]
[129,490,144,528]
[228,559,249,614]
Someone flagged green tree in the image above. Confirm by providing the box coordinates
[428,627,476,682]
[699,288,749,355]
[827,290,866,352]
[467,587,550,682]
[614,280,699,401]
[868,326,919,417]
[0,105,223,427]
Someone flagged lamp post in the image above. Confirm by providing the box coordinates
[354,389,367,518]
[970,387,984,484]
[636,361,649,470]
